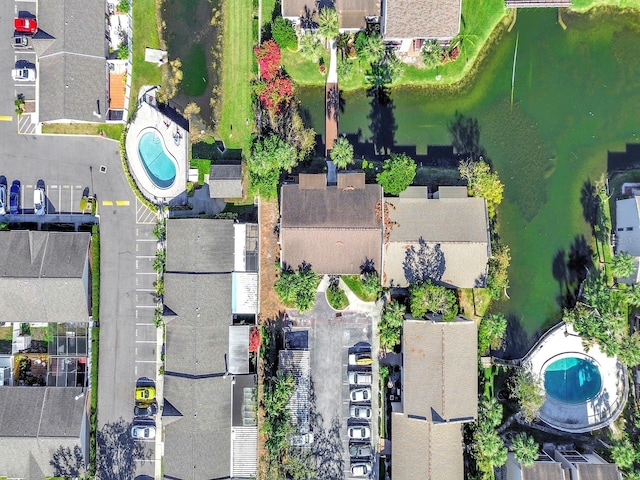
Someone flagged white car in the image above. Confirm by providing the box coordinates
[131,422,156,440]
[351,463,373,477]
[0,185,6,215]
[350,405,372,419]
[348,426,371,440]
[348,371,372,385]
[34,187,45,215]
[350,388,372,403]
[11,68,35,82]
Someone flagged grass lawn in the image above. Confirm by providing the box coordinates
[261,0,278,28]
[342,275,378,302]
[41,123,124,140]
[571,0,640,9]
[218,0,254,154]
[190,159,212,185]
[131,0,162,100]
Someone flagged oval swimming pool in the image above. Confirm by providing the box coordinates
[137,130,176,189]
[544,356,602,404]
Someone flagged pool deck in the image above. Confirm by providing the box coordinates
[523,322,628,433]
[125,88,189,205]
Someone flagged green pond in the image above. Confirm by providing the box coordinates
[298,8,640,350]
[162,0,221,121]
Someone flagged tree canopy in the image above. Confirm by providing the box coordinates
[409,280,458,321]
[379,300,405,351]
[512,433,539,467]
[376,153,417,195]
[478,313,507,355]
[355,31,385,65]
[271,17,297,50]
[459,159,504,218]
[421,39,443,69]
[509,368,545,423]
[329,137,354,169]
[274,263,319,312]
[612,252,636,279]
[317,7,339,42]
[247,134,297,198]
[299,32,324,62]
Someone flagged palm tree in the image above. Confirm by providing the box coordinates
[329,137,354,169]
[317,7,339,46]
[359,32,385,65]
[612,252,635,279]
[421,39,443,69]
[512,432,538,467]
[479,397,503,429]
[299,32,324,62]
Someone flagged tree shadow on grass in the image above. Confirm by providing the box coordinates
[96,418,151,480]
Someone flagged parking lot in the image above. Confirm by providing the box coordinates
[288,285,380,479]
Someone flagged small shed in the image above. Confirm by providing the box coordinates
[209,164,243,199]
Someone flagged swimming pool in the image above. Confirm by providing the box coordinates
[137,129,177,189]
[544,356,602,404]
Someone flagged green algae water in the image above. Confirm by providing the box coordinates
[298,9,640,348]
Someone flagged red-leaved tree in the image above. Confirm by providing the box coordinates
[257,76,294,115]
[249,327,261,353]
[254,40,281,81]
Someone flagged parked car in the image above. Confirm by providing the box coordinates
[9,182,20,214]
[134,402,158,417]
[11,35,30,49]
[349,443,372,458]
[350,388,371,403]
[131,419,156,440]
[348,371,372,385]
[135,385,156,403]
[289,432,314,447]
[348,426,371,440]
[12,68,36,82]
[351,463,372,477]
[14,17,37,34]
[349,353,373,366]
[350,405,372,420]
[34,186,45,215]
[0,185,6,215]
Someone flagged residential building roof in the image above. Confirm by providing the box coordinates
[280,178,382,274]
[615,197,640,283]
[383,196,490,287]
[520,461,567,480]
[383,0,462,40]
[391,414,464,480]
[208,165,243,199]
[402,318,477,421]
[575,463,622,480]
[163,375,231,480]
[282,0,379,28]
[0,387,87,480]
[37,0,107,122]
[166,219,235,273]
[0,231,90,323]
[164,274,231,376]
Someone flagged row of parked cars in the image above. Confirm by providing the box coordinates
[347,349,374,478]
[12,16,37,81]
[0,180,46,215]
[132,377,158,441]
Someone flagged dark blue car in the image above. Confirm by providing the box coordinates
[9,181,19,214]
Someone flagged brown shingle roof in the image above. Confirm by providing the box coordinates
[384,0,461,40]
[337,0,381,29]
[575,463,621,480]
[402,318,477,421]
[391,414,464,480]
[280,182,382,274]
[521,461,567,480]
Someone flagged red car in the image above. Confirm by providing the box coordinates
[14,17,37,34]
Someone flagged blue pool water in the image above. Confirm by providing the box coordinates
[138,131,176,188]
[544,357,602,404]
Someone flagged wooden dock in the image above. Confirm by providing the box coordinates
[325,82,339,157]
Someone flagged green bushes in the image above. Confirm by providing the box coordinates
[378,300,405,351]
[271,17,297,50]
[409,280,458,321]
[274,263,319,312]
[326,280,349,310]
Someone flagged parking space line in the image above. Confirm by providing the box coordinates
[116,200,130,206]
[136,255,156,259]
[25,185,32,189]
[135,360,157,364]
[63,185,70,189]
[135,305,156,309]
[70,187,73,213]
[102,200,113,206]
[136,288,155,292]
[136,272,156,275]
[0,116,12,121]
[136,323,155,326]
[136,238,157,242]
[135,340,156,344]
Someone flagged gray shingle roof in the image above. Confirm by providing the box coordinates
[383,197,490,288]
[0,232,90,323]
[391,414,464,480]
[402,318,477,422]
[280,182,383,274]
[520,461,567,480]
[0,387,86,480]
[383,0,461,40]
[208,164,243,199]
[166,219,235,273]
[164,274,231,376]
[36,0,107,122]
[163,375,231,480]
[575,464,622,480]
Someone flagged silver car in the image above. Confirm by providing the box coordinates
[348,426,371,440]
[0,185,6,215]
[351,463,372,477]
[350,405,372,419]
[350,388,372,403]
[33,186,45,215]
[131,421,156,440]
